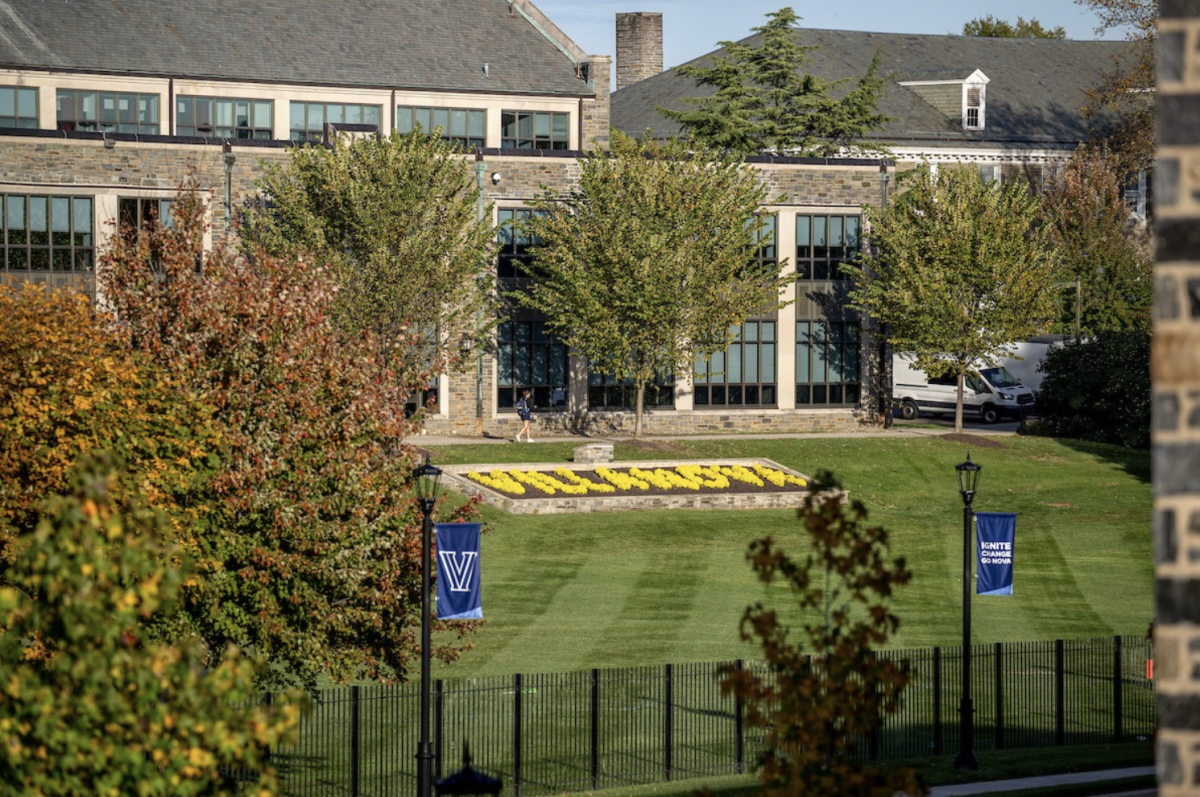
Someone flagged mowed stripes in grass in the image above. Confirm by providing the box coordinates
[425,435,1151,679]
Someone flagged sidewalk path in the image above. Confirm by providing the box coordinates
[414,424,1021,448]
[928,766,1156,796]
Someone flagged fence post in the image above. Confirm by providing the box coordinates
[1055,639,1065,747]
[434,680,444,780]
[591,668,600,790]
[350,685,360,797]
[734,660,744,774]
[664,664,674,781]
[514,673,523,797]
[932,648,942,755]
[994,643,1004,751]
[869,652,881,762]
[1113,635,1124,743]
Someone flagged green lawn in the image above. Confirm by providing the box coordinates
[424,435,1152,680]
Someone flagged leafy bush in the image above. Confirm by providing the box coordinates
[0,284,217,572]
[1035,332,1150,449]
[0,463,300,796]
[101,188,480,691]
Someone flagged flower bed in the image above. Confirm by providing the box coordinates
[464,463,807,500]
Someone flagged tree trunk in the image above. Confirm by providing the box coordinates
[955,373,965,433]
[634,383,646,438]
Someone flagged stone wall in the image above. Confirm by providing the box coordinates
[1154,7,1200,796]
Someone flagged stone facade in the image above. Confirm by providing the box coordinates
[1154,6,1200,795]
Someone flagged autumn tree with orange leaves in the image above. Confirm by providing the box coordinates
[101,188,480,691]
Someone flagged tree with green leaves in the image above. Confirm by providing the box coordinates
[0,461,301,796]
[721,472,925,797]
[517,131,788,436]
[848,165,1058,432]
[660,7,891,157]
[239,131,496,392]
[1041,145,1152,335]
[102,188,480,692]
[1075,0,1155,170]
[961,15,1067,38]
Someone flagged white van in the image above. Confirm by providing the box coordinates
[998,335,1069,397]
[892,353,1036,424]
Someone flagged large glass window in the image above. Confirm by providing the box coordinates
[0,87,38,129]
[795,321,860,407]
[497,319,568,410]
[177,96,273,139]
[497,208,543,279]
[693,321,777,408]
[57,90,159,134]
[500,110,569,150]
[397,106,485,149]
[795,213,860,280]
[588,369,674,410]
[289,102,381,142]
[2,194,93,273]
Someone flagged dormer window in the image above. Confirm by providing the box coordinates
[964,80,986,130]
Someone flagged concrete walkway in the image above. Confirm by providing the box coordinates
[929,766,1156,796]
[414,423,1023,447]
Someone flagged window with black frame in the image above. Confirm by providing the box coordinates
[289,102,381,142]
[496,319,568,411]
[500,110,569,150]
[588,369,675,410]
[693,216,779,408]
[57,90,159,134]
[795,213,860,281]
[177,96,273,139]
[397,106,485,149]
[2,194,93,273]
[694,320,778,407]
[0,86,37,129]
[497,208,543,279]
[795,320,860,407]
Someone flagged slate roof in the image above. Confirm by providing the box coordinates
[0,0,590,97]
[613,28,1135,149]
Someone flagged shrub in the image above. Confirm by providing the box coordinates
[1035,332,1150,449]
[101,187,480,691]
[0,284,217,572]
[0,463,300,796]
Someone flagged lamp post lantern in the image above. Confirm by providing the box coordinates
[954,453,982,771]
[414,455,444,797]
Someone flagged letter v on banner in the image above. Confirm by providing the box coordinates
[435,523,483,620]
[975,512,1016,596]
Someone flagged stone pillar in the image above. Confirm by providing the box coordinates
[616,12,664,91]
[580,54,612,151]
[1154,8,1200,796]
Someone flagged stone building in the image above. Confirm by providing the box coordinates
[0,1,1132,438]
[1153,5,1200,795]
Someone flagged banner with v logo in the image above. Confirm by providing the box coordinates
[436,523,483,620]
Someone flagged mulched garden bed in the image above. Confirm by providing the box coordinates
[489,467,808,500]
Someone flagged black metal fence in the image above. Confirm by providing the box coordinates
[272,635,1155,797]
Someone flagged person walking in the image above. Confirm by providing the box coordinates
[515,388,534,442]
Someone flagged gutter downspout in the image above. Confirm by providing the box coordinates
[475,154,487,435]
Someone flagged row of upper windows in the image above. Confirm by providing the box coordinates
[0,86,570,148]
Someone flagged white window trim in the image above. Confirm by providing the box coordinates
[962,70,989,131]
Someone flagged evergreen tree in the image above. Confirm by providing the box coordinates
[660,8,891,157]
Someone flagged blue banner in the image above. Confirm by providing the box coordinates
[975,512,1016,596]
[436,523,483,620]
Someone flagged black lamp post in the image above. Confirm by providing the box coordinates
[414,455,444,797]
[435,743,503,797]
[954,453,982,771]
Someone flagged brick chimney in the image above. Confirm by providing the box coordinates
[616,12,663,91]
